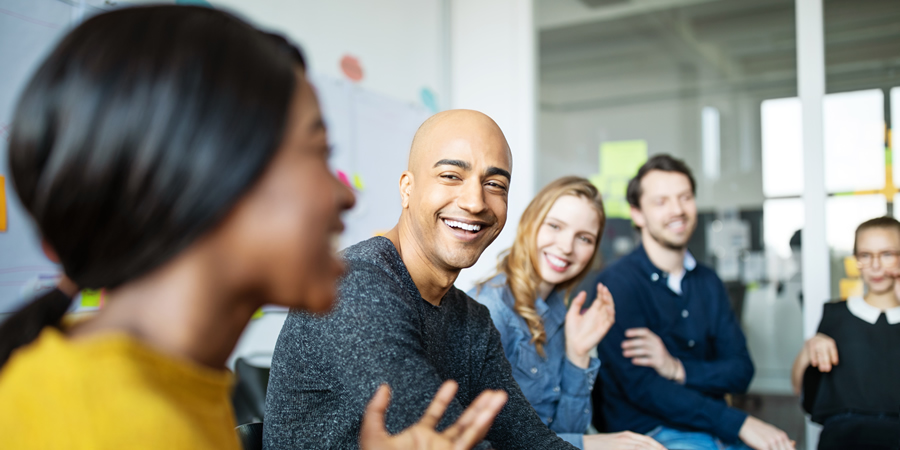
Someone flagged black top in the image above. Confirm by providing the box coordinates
[263,237,574,450]
[803,300,900,424]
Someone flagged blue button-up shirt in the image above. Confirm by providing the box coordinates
[583,245,753,443]
[469,274,600,449]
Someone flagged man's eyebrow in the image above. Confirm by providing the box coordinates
[486,166,511,181]
[434,159,471,170]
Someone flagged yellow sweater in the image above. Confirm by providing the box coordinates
[0,328,240,449]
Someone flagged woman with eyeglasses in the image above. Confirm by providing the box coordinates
[0,6,505,449]
[790,216,900,450]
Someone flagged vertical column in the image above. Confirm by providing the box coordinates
[450,0,537,290]
[796,0,828,449]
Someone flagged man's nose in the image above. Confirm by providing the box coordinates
[457,179,487,215]
[671,198,685,216]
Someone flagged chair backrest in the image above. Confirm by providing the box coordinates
[232,358,271,425]
[235,422,263,450]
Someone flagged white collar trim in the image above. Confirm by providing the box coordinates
[846,296,900,325]
[684,251,697,271]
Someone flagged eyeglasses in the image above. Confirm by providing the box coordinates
[855,251,900,268]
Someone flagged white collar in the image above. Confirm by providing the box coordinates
[846,296,900,325]
[665,252,696,295]
[684,251,697,271]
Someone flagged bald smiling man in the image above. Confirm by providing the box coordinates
[264,110,576,450]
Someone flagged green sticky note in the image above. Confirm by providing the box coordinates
[591,140,648,219]
[600,140,648,178]
[352,174,365,191]
[81,289,102,308]
[252,308,264,320]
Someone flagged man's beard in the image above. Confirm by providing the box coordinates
[646,220,693,251]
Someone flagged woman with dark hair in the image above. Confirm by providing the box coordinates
[0,6,505,449]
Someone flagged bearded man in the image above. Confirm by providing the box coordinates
[585,155,795,450]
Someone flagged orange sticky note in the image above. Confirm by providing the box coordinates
[0,175,6,232]
[839,278,863,300]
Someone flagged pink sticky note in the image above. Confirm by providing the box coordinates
[336,170,352,188]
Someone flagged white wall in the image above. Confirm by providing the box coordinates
[211,0,446,106]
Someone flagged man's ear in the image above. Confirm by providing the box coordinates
[399,171,413,209]
[630,205,646,229]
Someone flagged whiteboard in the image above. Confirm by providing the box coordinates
[0,1,430,313]
[310,72,430,250]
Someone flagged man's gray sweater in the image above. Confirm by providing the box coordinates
[263,236,575,449]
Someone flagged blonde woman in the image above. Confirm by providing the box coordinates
[468,176,664,450]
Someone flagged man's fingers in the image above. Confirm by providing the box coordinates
[360,385,391,440]
[446,390,507,448]
[419,380,459,429]
[630,357,653,366]
[623,347,651,358]
[625,327,649,338]
[621,337,649,350]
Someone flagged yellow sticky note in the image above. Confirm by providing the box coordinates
[0,175,7,232]
[252,308,264,320]
[81,289,102,308]
[353,174,365,191]
[839,278,863,300]
[843,256,860,278]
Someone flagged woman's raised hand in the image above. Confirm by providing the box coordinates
[564,283,616,368]
[804,333,839,373]
[360,380,508,450]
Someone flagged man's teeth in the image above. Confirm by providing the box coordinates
[546,254,568,268]
[444,219,481,232]
[668,220,684,228]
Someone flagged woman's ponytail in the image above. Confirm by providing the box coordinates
[0,289,72,369]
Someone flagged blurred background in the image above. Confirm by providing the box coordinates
[1,1,898,448]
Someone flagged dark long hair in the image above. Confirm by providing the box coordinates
[0,5,305,368]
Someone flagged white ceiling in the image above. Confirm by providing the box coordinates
[539,0,900,111]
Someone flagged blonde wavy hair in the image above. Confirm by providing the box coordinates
[490,176,605,356]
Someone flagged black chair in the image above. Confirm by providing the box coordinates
[235,422,263,450]
[231,357,271,425]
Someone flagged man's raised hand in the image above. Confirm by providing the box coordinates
[360,380,508,450]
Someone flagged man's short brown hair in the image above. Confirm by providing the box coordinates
[626,154,696,209]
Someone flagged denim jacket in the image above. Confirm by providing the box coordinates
[468,274,600,449]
